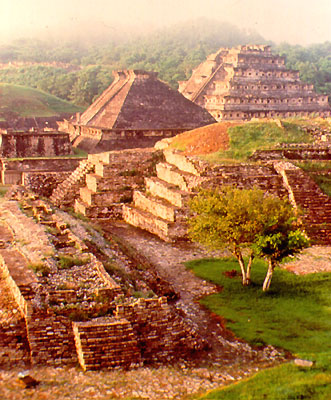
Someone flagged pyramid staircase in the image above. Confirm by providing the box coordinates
[50,159,94,208]
[275,162,331,245]
[123,149,206,242]
[122,149,295,242]
[74,152,124,219]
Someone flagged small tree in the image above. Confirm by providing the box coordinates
[252,193,309,291]
[188,187,309,290]
[188,187,268,285]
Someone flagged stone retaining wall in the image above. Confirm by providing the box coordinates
[115,297,204,363]
[73,317,141,371]
[250,147,331,161]
[26,306,77,366]
[0,319,31,367]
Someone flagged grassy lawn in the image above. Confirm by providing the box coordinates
[0,83,82,117]
[186,257,331,399]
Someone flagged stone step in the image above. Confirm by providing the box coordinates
[145,177,191,208]
[79,187,122,206]
[94,162,114,178]
[74,199,122,219]
[86,174,115,193]
[123,205,187,242]
[156,162,204,191]
[163,149,205,176]
[133,190,187,222]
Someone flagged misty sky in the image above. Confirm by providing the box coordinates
[1,0,330,46]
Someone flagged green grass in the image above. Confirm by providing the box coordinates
[205,120,313,162]
[0,185,10,197]
[196,360,331,400]
[0,83,82,118]
[186,257,331,399]
[294,162,331,196]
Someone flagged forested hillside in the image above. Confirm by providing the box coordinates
[0,19,329,107]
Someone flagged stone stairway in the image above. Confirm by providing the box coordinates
[50,159,94,208]
[123,149,205,242]
[74,152,124,219]
[123,149,292,242]
[275,162,331,245]
[74,148,157,220]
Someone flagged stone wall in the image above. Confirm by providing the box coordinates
[26,305,77,366]
[66,124,188,153]
[73,317,141,371]
[115,297,204,363]
[0,132,72,158]
[250,146,331,161]
[0,157,84,187]
[0,158,83,172]
[0,319,30,367]
[23,172,71,197]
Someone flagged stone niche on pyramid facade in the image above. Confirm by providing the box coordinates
[58,70,215,152]
[178,45,331,121]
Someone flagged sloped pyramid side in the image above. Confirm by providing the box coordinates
[178,49,228,102]
[79,71,132,127]
[79,70,216,130]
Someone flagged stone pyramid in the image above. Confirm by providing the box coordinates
[78,70,216,130]
[179,45,331,121]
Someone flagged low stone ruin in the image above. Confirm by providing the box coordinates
[0,191,205,370]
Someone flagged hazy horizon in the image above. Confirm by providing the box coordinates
[1,0,330,46]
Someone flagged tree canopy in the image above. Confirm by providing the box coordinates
[188,187,309,291]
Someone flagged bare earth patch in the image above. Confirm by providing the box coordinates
[283,246,331,274]
[170,122,238,155]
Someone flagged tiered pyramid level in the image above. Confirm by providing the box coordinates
[179,45,331,121]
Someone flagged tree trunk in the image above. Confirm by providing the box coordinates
[246,252,254,285]
[262,259,276,291]
[234,250,248,285]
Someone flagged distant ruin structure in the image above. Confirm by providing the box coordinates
[58,70,216,152]
[178,45,331,121]
[0,130,72,158]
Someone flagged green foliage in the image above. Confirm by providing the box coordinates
[58,255,89,270]
[254,229,310,263]
[217,122,312,161]
[0,83,82,118]
[0,185,10,197]
[187,257,331,400]
[188,187,308,290]
[29,262,50,277]
[276,41,331,102]
[0,27,330,109]
[197,361,331,399]
[188,187,267,251]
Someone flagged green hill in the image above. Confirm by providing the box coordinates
[0,83,83,120]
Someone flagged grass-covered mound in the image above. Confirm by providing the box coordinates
[186,257,331,400]
[0,83,82,118]
[168,119,331,162]
[204,120,313,162]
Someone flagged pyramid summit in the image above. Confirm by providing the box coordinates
[178,45,331,121]
[78,69,215,130]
